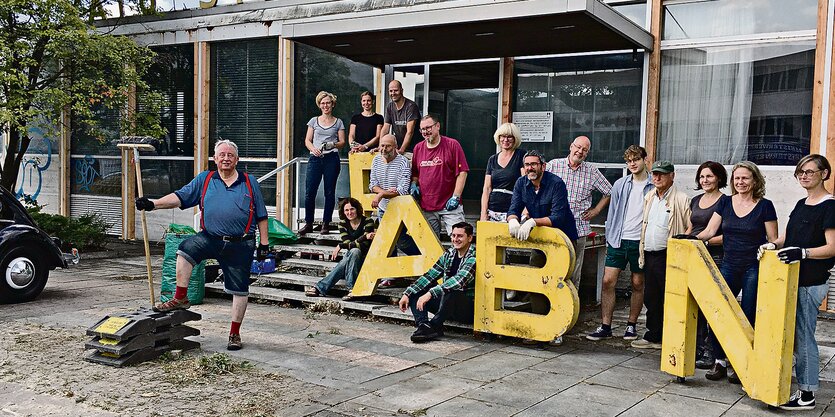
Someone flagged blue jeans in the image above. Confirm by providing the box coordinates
[795,283,828,392]
[711,262,759,359]
[305,152,340,224]
[315,248,363,295]
[407,285,474,328]
[177,231,255,296]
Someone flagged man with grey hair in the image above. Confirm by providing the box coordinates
[135,139,270,351]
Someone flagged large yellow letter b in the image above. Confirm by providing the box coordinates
[474,221,579,341]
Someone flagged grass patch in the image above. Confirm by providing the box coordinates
[160,352,253,384]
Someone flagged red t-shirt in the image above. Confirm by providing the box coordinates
[411,136,469,211]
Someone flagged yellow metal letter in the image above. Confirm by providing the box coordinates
[474,221,579,341]
[199,0,217,9]
[351,196,444,296]
[661,239,799,406]
[348,152,376,215]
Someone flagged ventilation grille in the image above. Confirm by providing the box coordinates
[70,195,122,236]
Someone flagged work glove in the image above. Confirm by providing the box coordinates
[135,197,155,211]
[444,195,460,211]
[672,234,699,240]
[777,247,806,264]
[757,242,776,260]
[516,218,537,241]
[410,183,421,200]
[321,142,336,151]
[508,218,521,238]
[256,244,271,262]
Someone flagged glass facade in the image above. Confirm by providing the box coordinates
[514,53,645,163]
[210,38,279,158]
[658,42,815,166]
[663,0,817,40]
[293,44,375,158]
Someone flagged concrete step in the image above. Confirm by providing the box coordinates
[204,282,473,330]
[279,258,336,273]
[275,243,345,258]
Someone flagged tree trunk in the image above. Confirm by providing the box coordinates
[0,127,29,193]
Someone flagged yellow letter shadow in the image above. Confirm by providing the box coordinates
[661,239,799,405]
[351,196,444,296]
[348,152,376,215]
[474,221,579,342]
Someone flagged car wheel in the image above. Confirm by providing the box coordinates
[0,246,49,304]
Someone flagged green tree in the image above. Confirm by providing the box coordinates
[0,0,164,192]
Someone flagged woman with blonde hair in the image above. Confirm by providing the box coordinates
[300,91,346,235]
[480,122,526,222]
[696,160,778,383]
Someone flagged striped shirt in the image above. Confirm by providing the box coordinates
[338,216,378,254]
[369,153,411,213]
[545,157,612,237]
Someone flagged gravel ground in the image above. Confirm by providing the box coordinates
[0,320,326,417]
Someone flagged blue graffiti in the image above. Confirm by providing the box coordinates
[15,127,53,201]
[74,155,100,193]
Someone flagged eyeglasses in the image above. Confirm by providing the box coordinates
[571,143,590,153]
[419,123,438,132]
[523,162,541,167]
[795,169,822,178]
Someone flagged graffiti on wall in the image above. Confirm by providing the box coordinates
[74,155,101,193]
[15,127,53,201]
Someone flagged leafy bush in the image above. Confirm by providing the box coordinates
[23,197,111,251]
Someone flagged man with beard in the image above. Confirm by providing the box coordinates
[506,150,578,345]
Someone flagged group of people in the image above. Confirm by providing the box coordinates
[134,81,835,412]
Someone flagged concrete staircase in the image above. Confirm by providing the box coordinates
[203,227,474,328]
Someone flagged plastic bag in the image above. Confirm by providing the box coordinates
[160,224,206,305]
[268,218,298,246]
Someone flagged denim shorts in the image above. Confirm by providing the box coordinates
[605,239,642,272]
[177,231,255,296]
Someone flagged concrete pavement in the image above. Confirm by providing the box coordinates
[3,254,835,416]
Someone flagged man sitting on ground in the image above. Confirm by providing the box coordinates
[398,222,476,343]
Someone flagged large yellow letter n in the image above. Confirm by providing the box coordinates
[351,196,444,296]
[661,239,799,406]
[474,221,579,342]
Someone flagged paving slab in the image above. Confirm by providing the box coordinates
[0,382,119,417]
[358,364,436,391]
[426,396,521,417]
[353,371,484,412]
[461,368,582,408]
[619,392,729,416]
[585,364,672,395]
[658,370,746,405]
[536,348,638,379]
[513,382,645,417]
[436,351,546,383]
[325,401,399,417]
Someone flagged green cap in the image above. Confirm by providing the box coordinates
[651,160,675,173]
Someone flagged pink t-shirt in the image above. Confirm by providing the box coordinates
[411,136,469,211]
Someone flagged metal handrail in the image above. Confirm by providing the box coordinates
[257,157,303,184]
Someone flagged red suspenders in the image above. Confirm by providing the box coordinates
[200,171,255,235]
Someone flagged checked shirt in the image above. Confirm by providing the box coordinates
[545,157,612,237]
[403,245,476,299]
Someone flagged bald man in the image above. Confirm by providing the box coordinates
[365,80,421,155]
[545,135,612,288]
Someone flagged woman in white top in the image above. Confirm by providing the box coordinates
[300,91,346,235]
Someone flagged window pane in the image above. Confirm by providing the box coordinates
[613,3,647,28]
[658,42,814,166]
[293,44,375,158]
[514,53,644,163]
[70,156,121,197]
[142,44,195,156]
[663,0,817,40]
[139,159,195,199]
[210,38,278,158]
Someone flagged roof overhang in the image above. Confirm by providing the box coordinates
[281,0,653,67]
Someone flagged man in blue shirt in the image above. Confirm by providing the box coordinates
[135,140,270,351]
[506,150,577,346]
[588,145,653,342]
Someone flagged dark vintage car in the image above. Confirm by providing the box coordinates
[0,187,78,303]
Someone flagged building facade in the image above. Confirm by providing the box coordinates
[6,0,835,308]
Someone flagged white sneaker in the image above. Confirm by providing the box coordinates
[779,390,815,411]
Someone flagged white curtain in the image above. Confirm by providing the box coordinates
[658,47,753,164]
